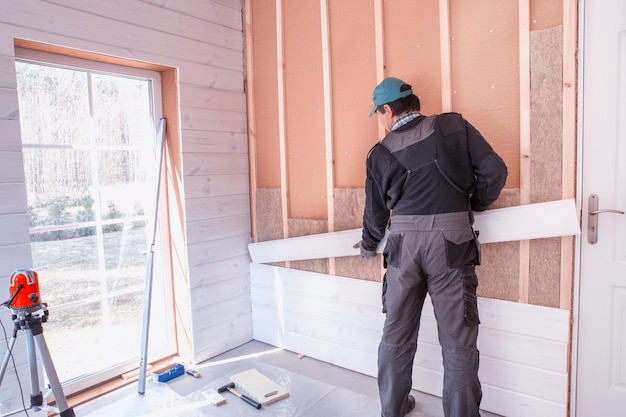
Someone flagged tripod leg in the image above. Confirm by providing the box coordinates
[32,332,75,417]
[24,328,44,410]
[0,328,18,385]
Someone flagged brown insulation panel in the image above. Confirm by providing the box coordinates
[528,26,564,308]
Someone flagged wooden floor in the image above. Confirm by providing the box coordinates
[75,340,501,417]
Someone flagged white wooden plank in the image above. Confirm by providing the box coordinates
[184,194,250,222]
[250,264,569,416]
[190,274,250,310]
[48,0,244,50]
[0,243,32,277]
[248,199,581,264]
[141,0,243,31]
[187,234,252,268]
[181,106,247,132]
[0,152,24,184]
[0,120,22,152]
[182,152,249,176]
[183,174,250,199]
[0,87,19,120]
[193,314,253,362]
[188,254,251,289]
[191,293,252,333]
[0,55,17,89]
[179,83,246,112]
[181,130,248,154]
[186,213,251,245]
[0,214,30,246]
[0,183,27,215]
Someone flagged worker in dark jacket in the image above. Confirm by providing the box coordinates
[358,77,508,417]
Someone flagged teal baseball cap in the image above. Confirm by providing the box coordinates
[369,77,413,117]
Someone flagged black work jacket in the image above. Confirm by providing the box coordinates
[361,112,508,251]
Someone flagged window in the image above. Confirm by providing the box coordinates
[15,49,175,394]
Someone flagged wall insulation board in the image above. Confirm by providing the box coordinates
[246,0,574,309]
[250,263,569,417]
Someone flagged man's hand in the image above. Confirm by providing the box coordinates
[353,241,377,259]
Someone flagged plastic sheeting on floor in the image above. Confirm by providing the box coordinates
[81,363,381,417]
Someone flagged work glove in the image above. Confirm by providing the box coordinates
[353,241,376,259]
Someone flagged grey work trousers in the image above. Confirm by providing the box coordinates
[378,212,482,417]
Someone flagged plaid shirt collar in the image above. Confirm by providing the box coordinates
[391,111,421,131]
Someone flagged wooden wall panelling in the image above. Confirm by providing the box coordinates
[1,1,252,385]
[251,263,569,417]
[560,0,578,310]
[276,0,289,240]
[320,0,336,274]
[519,0,531,303]
[244,0,258,241]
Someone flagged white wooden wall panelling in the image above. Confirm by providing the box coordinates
[140,0,244,31]
[187,234,252,268]
[0,244,32,276]
[183,173,250,199]
[0,55,17,88]
[0,152,25,184]
[179,83,246,112]
[0,87,18,120]
[191,293,251,332]
[181,106,247,132]
[46,0,244,50]
[193,308,253,355]
[0,214,30,246]
[186,213,251,245]
[248,199,580,263]
[190,274,250,311]
[181,131,248,154]
[2,2,243,72]
[0,120,21,151]
[250,263,569,417]
[182,152,249,176]
[188,254,251,286]
[0,0,251,402]
[185,195,250,223]
[0,184,27,215]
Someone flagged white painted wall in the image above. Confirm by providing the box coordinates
[0,1,251,414]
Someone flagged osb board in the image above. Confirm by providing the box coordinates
[450,2,520,189]
[328,2,379,188]
[283,0,327,218]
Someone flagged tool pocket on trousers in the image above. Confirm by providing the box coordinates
[381,273,388,314]
[383,233,404,269]
[462,266,480,326]
[442,230,478,269]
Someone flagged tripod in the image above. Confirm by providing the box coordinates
[0,305,75,417]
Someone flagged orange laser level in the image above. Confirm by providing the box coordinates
[9,268,41,312]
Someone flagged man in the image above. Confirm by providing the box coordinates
[358,77,508,417]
